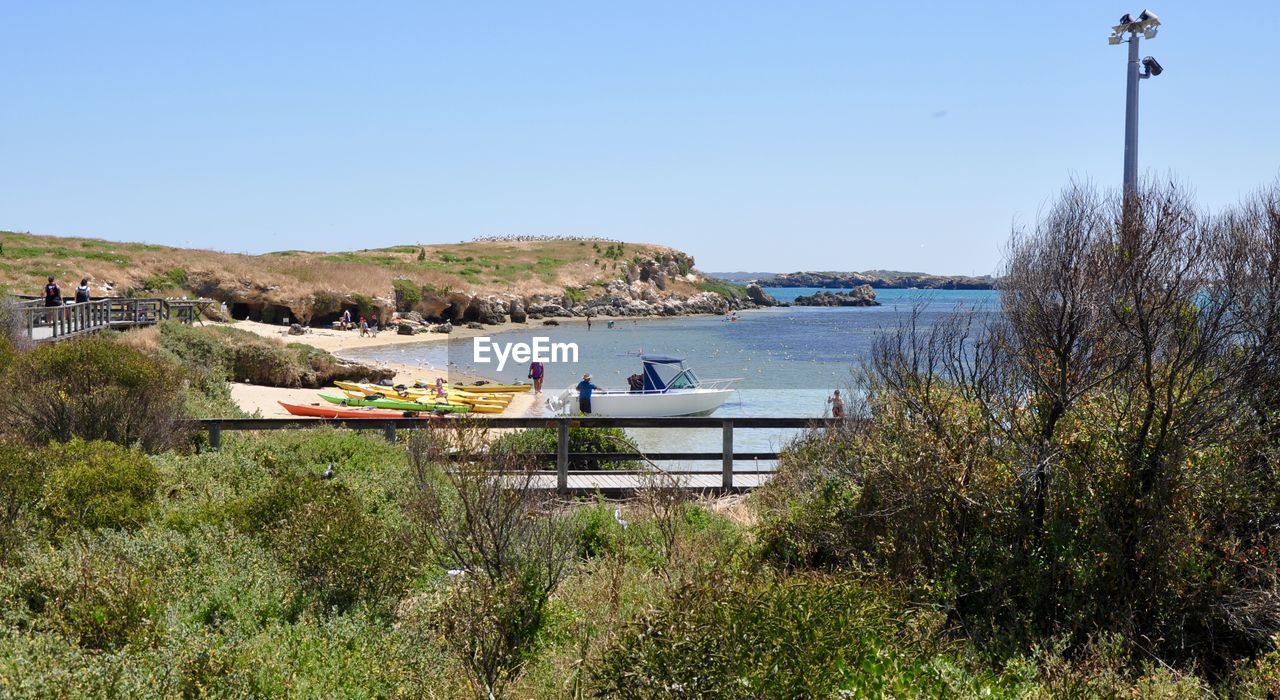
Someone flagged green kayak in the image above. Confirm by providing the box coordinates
[318,394,471,413]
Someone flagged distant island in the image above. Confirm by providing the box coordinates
[708,270,996,290]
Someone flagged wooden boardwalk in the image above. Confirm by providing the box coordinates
[191,416,839,496]
[528,470,773,496]
[17,297,213,343]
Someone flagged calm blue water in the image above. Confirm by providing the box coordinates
[348,288,999,467]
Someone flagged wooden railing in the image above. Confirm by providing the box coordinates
[188,416,844,493]
[18,297,212,342]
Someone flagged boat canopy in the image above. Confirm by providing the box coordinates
[640,354,691,392]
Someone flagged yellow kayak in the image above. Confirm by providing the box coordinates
[337,389,510,411]
[335,382,512,405]
[450,383,531,393]
[337,381,516,400]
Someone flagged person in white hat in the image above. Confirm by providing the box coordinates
[576,373,599,414]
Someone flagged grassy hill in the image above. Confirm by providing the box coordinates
[0,231,712,324]
[0,231,685,298]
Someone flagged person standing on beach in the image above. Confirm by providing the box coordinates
[528,360,545,395]
[74,278,90,304]
[576,373,598,414]
[342,308,352,329]
[359,316,369,337]
[828,389,844,419]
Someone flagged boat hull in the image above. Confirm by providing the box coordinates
[552,389,734,418]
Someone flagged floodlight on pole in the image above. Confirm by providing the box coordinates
[1110,10,1163,197]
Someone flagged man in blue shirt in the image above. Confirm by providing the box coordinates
[576,373,598,414]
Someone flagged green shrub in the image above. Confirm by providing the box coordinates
[43,440,159,532]
[229,340,301,387]
[0,336,189,451]
[0,301,26,374]
[139,267,189,292]
[590,573,1002,697]
[239,471,405,613]
[0,443,46,553]
[491,426,639,470]
[154,321,243,417]
[158,321,232,376]
[311,290,343,318]
[695,277,747,301]
[570,502,626,559]
[350,293,377,322]
[3,535,159,650]
[563,286,586,304]
[392,278,422,311]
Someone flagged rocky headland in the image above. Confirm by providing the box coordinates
[792,284,880,307]
[0,231,774,333]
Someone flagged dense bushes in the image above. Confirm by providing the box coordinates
[759,181,1280,678]
[241,472,407,612]
[153,321,392,391]
[43,440,159,532]
[592,573,999,697]
[0,444,45,552]
[491,426,640,470]
[0,335,188,451]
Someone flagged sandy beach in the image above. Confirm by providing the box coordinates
[226,319,546,418]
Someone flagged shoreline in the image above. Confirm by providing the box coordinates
[225,313,726,418]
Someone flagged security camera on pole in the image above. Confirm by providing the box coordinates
[1109,10,1163,197]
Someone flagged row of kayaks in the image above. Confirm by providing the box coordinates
[278,379,532,419]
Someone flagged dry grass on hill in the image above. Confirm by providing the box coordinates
[0,231,682,299]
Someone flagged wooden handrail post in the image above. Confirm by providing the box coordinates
[556,419,569,495]
[722,420,734,490]
[209,423,222,451]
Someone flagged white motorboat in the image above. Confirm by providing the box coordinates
[546,354,740,417]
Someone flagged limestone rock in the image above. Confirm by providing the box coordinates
[746,283,779,307]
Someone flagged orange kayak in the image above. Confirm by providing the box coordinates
[278,401,432,419]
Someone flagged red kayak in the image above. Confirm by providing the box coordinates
[278,401,429,419]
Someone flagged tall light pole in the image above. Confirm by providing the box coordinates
[1109,10,1163,196]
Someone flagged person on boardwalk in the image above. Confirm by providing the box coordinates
[828,389,845,419]
[74,278,90,304]
[576,373,599,414]
[43,276,62,323]
[528,360,545,395]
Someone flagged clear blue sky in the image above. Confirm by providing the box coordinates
[3,1,1276,275]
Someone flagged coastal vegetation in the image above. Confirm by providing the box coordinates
[0,181,1279,696]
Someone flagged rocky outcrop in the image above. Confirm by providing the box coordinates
[762,271,995,290]
[746,283,779,307]
[793,285,881,307]
[508,299,527,323]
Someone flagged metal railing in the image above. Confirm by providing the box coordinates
[188,416,844,493]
